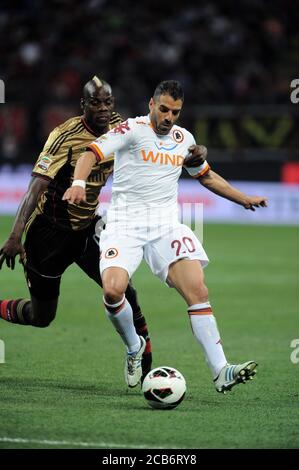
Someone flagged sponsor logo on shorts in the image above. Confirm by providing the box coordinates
[172,129,184,143]
[37,155,52,171]
[105,248,119,258]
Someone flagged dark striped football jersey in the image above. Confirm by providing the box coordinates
[30,112,122,231]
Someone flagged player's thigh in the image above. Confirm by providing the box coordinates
[25,266,61,302]
[99,229,144,280]
[144,224,209,283]
[75,225,102,285]
[24,216,76,277]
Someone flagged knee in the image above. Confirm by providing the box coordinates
[190,282,209,304]
[102,269,128,304]
[29,299,57,328]
[199,283,209,302]
[31,314,55,328]
[104,285,125,304]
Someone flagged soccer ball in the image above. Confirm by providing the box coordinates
[142,366,186,410]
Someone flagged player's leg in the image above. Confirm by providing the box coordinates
[124,283,152,378]
[102,266,146,387]
[0,297,31,324]
[75,220,152,377]
[167,258,228,377]
[100,230,146,387]
[0,296,57,327]
[145,224,257,393]
[0,261,60,327]
[102,266,139,353]
[167,259,257,393]
[0,216,65,327]
[24,267,60,326]
[0,270,59,327]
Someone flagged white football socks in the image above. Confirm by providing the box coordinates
[188,302,227,378]
[104,295,141,353]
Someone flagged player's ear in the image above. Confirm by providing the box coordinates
[149,97,154,111]
[80,98,85,111]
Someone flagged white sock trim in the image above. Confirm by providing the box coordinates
[103,294,125,308]
[188,302,211,311]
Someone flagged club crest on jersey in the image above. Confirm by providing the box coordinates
[113,121,130,134]
[172,129,184,143]
[37,155,52,171]
[105,248,119,258]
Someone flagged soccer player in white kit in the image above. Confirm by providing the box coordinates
[63,80,267,393]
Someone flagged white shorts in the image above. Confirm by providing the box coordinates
[99,222,209,285]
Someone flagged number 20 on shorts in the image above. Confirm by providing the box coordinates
[171,237,196,256]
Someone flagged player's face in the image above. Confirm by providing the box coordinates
[82,87,114,133]
[149,94,183,135]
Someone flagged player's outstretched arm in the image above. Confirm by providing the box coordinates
[0,176,50,270]
[62,151,96,204]
[198,170,268,210]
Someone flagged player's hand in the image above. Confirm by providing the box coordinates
[0,236,26,270]
[184,145,207,168]
[243,196,268,211]
[62,186,86,204]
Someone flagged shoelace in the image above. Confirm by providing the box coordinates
[127,354,139,374]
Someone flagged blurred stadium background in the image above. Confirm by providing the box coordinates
[0,0,299,222]
[0,0,298,450]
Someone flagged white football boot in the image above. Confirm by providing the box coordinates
[125,336,146,388]
[214,361,258,394]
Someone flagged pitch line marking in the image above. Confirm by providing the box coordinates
[0,436,183,449]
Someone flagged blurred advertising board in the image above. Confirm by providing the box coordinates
[0,165,298,225]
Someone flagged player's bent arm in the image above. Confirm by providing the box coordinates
[198,170,268,211]
[0,176,50,269]
[73,150,96,181]
[62,151,96,204]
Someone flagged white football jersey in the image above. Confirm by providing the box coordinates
[88,115,210,223]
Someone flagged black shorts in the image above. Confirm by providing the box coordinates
[24,215,102,300]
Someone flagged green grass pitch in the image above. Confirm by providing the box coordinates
[0,216,298,449]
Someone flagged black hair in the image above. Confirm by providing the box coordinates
[153,80,184,102]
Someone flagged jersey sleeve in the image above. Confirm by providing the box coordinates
[183,133,211,178]
[87,119,134,161]
[32,127,70,180]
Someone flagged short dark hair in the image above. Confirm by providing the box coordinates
[153,80,184,102]
[83,76,112,99]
